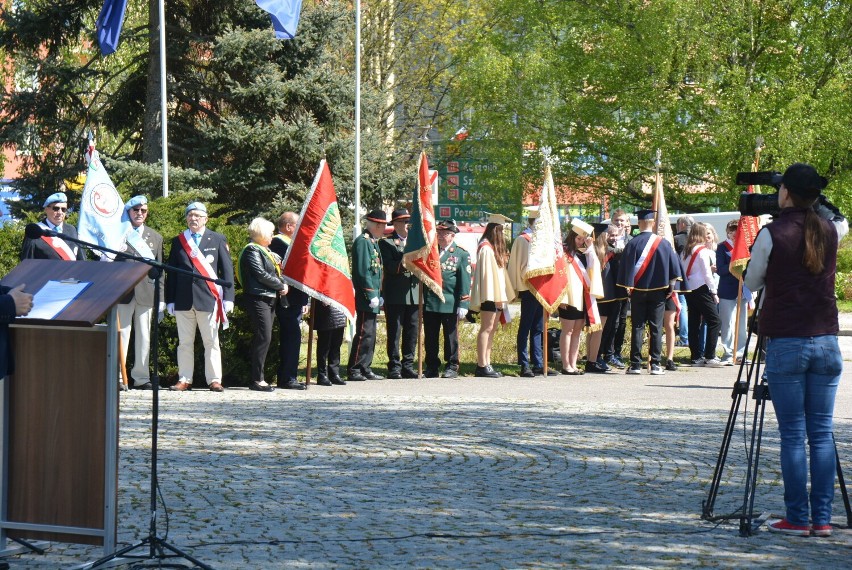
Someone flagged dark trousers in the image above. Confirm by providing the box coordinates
[348,310,377,375]
[517,290,543,369]
[629,289,667,366]
[423,311,459,373]
[385,303,419,373]
[245,294,275,383]
[601,298,627,360]
[276,303,303,385]
[316,327,344,380]
[685,285,721,360]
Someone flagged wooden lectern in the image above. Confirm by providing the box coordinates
[0,259,150,555]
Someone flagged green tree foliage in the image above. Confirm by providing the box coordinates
[451,0,852,214]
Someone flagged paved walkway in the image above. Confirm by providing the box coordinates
[6,351,852,569]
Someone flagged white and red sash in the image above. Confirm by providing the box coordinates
[39,222,75,260]
[685,245,707,278]
[569,254,601,329]
[631,234,662,288]
[178,230,228,329]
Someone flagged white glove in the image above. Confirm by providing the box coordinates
[457,308,468,319]
[281,283,289,295]
[167,303,175,316]
[379,296,385,307]
[224,301,234,314]
[369,296,380,309]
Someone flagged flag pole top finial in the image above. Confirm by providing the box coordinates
[654,148,662,170]
[755,136,764,151]
[541,146,553,166]
[418,126,431,150]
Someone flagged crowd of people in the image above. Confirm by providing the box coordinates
[10,172,838,394]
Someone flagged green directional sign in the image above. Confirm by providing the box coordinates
[431,140,519,222]
[435,203,523,223]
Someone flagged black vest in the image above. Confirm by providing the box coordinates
[759,208,838,337]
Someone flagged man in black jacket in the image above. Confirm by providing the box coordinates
[270,211,310,389]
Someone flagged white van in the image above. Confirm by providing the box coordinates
[604,211,745,240]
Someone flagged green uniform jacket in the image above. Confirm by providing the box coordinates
[423,242,472,313]
[352,230,383,313]
[379,231,420,305]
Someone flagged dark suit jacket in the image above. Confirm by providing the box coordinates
[118,225,165,306]
[269,234,309,308]
[20,223,87,261]
[379,231,419,305]
[0,286,17,377]
[350,231,383,313]
[165,229,235,312]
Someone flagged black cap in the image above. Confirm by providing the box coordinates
[364,209,387,223]
[634,209,656,221]
[436,218,459,233]
[389,208,411,225]
[782,163,828,199]
[592,223,610,235]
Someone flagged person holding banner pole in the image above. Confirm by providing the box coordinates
[116,195,164,390]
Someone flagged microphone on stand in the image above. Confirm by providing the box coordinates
[24,223,57,239]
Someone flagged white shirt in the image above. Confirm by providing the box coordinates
[681,244,717,294]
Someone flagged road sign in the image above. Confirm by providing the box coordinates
[435,203,522,223]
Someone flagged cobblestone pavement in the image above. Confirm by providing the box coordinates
[6,362,852,569]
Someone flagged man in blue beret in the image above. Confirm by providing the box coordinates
[165,201,235,392]
[20,191,87,261]
[116,196,165,390]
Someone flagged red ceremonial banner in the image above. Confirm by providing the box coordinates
[281,160,356,320]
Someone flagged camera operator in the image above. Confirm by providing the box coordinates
[744,163,848,537]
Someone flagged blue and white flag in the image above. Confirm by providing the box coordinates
[77,145,131,260]
[256,0,303,39]
[96,0,129,56]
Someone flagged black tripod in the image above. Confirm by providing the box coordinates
[702,297,852,536]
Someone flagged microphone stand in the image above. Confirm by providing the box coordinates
[51,230,227,570]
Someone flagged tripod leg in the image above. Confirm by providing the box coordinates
[740,378,769,537]
[833,435,852,527]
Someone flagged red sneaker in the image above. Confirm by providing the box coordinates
[811,524,832,537]
[768,519,810,536]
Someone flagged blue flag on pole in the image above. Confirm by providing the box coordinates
[256,0,304,39]
[96,0,129,55]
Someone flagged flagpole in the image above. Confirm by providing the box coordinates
[306,298,316,388]
[353,0,361,239]
[541,311,548,375]
[158,0,169,197]
[417,287,424,379]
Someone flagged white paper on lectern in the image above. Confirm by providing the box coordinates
[27,280,92,320]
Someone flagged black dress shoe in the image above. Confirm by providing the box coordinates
[519,366,535,378]
[363,371,385,380]
[316,376,333,386]
[387,371,402,379]
[249,381,275,392]
[442,368,459,379]
[330,376,347,385]
[348,372,367,382]
[533,368,558,376]
[401,369,420,379]
[475,365,501,378]
[133,382,154,390]
[424,369,439,378]
[584,361,609,374]
[280,380,306,390]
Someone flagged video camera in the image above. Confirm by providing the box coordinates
[735,171,781,217]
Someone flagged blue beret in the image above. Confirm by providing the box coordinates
[125,195,148,211]
[185,201,207,216]
[43,192,68,208]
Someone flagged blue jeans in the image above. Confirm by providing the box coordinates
[766,335,842,526]
[517,291,544,369]
[677,293,688,344]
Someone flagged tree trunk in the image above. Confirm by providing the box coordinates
[142,0,162,164]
